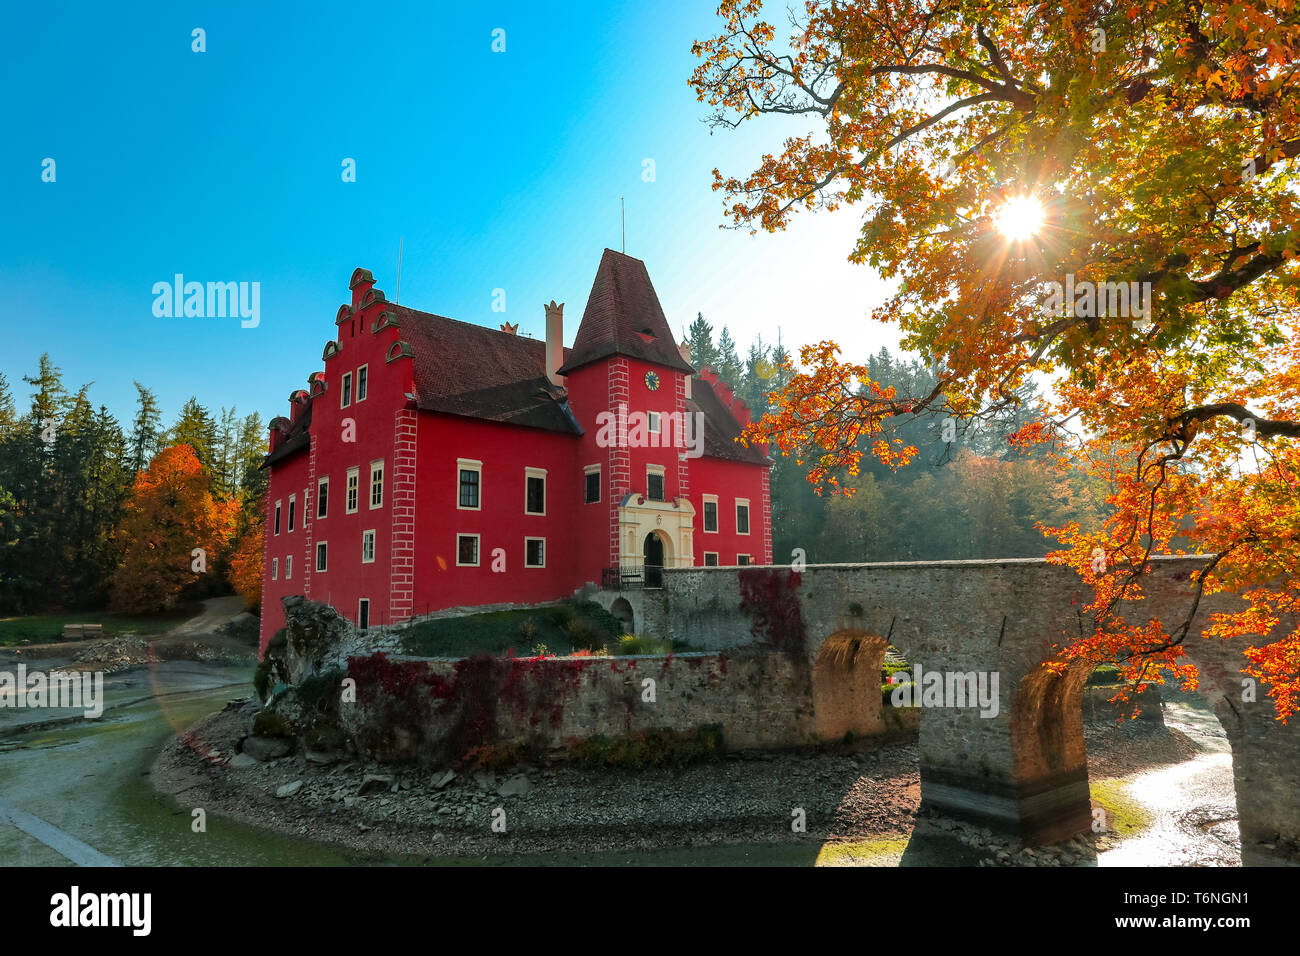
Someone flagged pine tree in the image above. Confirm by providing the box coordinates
[169,397,218,473]
[128,382,162,475]
[685,313,719,374]
[715,325,743,386]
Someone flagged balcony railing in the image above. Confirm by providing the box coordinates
[601,564,664,590]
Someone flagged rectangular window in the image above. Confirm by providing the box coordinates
[316,542,328,572]
[274,500,282,536]
[702,495,718,533]
[358,598,370,631]
[457,533,480,567]
[341,372,352,408]
[370,460,384,509]
[286,555,293,579]
[737,554,751,566]
[458,459,482,510]
[288,495,296,533]
[346,467,359,514]
[736,499,751,535]
[648,411,661,434]
[525,469,546,515]
[703,552,719,567]
[272,557,279,579]
[317,477,329,519]
[361,530,376,564]
[356,365,368,402]
[525,537,545,568]
[647,466,665,502]
[584,466,600,504]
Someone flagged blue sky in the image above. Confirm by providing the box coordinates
[0,0,900,429]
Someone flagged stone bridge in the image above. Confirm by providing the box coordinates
[630,556,1299,865]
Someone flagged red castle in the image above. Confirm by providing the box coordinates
[259,250,772,651]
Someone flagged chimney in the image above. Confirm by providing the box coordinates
[544,300,565,385]
[678,343,692,399]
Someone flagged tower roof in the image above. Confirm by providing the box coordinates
[557,249,694,376]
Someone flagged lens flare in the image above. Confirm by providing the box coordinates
[994,195,1046,240]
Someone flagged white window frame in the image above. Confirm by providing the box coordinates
[584,463,601,504]
[369,459,384,510]
[456,533,481,567]
[346,467,359,514]
[736,498,751,536]
[355,364,368,402]
[288,494,296,533]
[703,551,719,566]
[272,557,279,580]
[274,500,282,536]
[457,458,483,511]
[702,494,719,533]
[316,541,328,572]
[361,529,376,564]
[524,536,546,568]
[317,476,329,519]
[286,555,293,579]
[341,371,352,408]
[358,598,370,631]
[524,467,547,516]
[648,411,661,434]
[737,554,751,566]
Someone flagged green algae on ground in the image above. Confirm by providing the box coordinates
[815,835,911,866]
[1089,778,1154,837]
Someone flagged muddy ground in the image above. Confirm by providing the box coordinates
[153,697,1203,864]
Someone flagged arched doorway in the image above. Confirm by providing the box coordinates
[643,532,668,587]
[610,597,635,634]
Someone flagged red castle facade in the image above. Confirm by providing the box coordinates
[259,249,772,652]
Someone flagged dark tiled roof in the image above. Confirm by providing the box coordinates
[689,378,770,465]
[263,404,312,467]
[557,249,694,376]
[386,305,582,435]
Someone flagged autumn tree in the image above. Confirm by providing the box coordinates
[228,513,264,611]
[693,1,1300,716]
[110,444,234,613]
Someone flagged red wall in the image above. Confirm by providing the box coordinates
[261,285,773,654]
[687,455,769,566]
[409,414,583,615]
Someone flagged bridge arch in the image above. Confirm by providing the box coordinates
[811,630,888,740]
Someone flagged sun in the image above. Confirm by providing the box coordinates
[994,195,1046,240]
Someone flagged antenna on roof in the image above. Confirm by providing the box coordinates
[396,237,403,305]
[621,196,625,253]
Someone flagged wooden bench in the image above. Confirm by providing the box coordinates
[62,624,104,640]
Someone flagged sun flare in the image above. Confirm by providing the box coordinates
[994,195,1046,240]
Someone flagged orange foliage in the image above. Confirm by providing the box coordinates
[694,1,1300,718]
[109,444,236,613]
[228,514,264,611]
